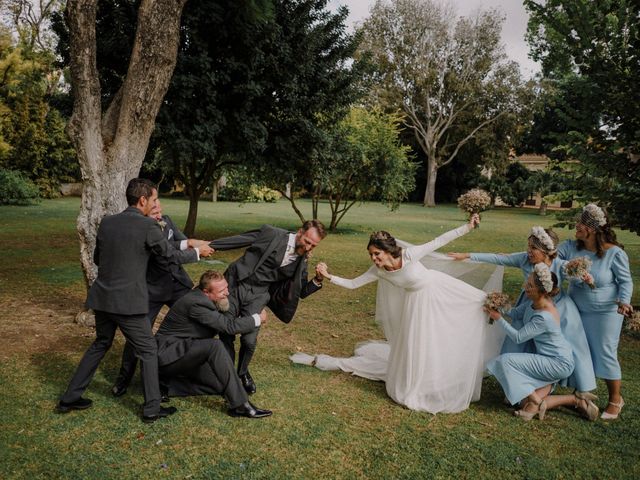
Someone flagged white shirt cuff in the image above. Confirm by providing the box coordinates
[312,278,323,287]
[180,240,188,250]
[193,247,200,261]
[252,313,261,327]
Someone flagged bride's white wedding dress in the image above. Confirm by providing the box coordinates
[291,225,505,414]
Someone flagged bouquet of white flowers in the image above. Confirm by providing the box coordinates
[483,292,512,324]
[563,257,595,289]
[457,189,491,228]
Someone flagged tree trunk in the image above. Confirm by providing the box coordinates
[539,199,548,216]
[67,0,188,288]
[184,192,199,237]
[423,159,438,207]
[211,181,218,202]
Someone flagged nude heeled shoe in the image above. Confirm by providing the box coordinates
[574,393,599,421]
[601,397,624,420]
[514,400,545,421]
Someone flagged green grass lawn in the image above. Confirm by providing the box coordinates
[1,198,639,479]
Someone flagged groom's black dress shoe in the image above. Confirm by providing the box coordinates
[142,406,177,423]
[227,402,272,419]
[57,397,93,413]
[240,372,256,395]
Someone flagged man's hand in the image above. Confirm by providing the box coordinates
[198,243,214,257]
[259,309,268,326]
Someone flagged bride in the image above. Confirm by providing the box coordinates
[292,215,503,414]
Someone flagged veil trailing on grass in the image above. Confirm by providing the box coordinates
[290,241,506,382]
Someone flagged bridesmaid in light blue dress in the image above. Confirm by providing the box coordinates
[449,227,596,395]
[486,265,575,421]
[557,204,634,420]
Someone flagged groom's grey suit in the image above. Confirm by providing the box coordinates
[210,225,322,375]
[60,207,198,416]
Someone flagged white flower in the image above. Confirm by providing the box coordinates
[583,204,607,227]
[533,263,554,293]
[530,226,556,253]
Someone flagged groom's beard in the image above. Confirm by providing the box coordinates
[214,298,230,312]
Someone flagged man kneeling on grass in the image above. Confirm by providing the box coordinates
[156,270,271,418]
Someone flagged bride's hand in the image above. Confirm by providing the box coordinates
[469,213,480,229]
[447,252,470,261]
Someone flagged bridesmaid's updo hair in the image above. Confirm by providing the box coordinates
[368,231,402,258]
[531,266,560,297]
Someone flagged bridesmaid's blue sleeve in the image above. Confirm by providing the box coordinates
[556,240,574,260]
[470,252,528,269]
[504,303,528,323]
[497,313,546,344]
[612,249,633,304]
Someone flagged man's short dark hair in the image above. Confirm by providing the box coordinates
[126,178,157,206]
[301,219,327,239]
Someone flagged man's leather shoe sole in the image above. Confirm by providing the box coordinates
[57,397,93,413]
[142,406,177,423]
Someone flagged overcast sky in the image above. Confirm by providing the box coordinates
[328,0,540,78]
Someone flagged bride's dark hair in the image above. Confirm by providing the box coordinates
[368,231,402,258]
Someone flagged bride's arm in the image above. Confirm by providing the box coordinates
[317,264,379,290]
[405,220,475,262]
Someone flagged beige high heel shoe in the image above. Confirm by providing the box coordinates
[514,399,544,421]
[601,397,624,420]
[574,393,599,421]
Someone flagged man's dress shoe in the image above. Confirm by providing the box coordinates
[57,397,93,413]
[240,372,257,395]
[111,383,127,397]
[142,406,177,423]
[227,401,272,419]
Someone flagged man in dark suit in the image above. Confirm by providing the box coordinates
[156,270,271,418]
[111,199,209,398]
[210,220,327,394]
[57,178,212,423]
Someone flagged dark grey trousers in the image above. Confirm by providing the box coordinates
[60,310,161,416]
[114,283,191,388]
[160,338,247,409]
[219,282,269,376]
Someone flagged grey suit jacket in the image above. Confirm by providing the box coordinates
[210,224,322,323]
[147,215,194,302]
[86,206,198,315]
[155,288,258,366]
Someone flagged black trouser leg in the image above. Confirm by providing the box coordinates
[60,311,117,403]
[113,313,161,416]
[161,339,247,408]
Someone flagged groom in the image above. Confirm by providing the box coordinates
[210,220,327,393]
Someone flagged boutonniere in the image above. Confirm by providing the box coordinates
[157,219,167,231]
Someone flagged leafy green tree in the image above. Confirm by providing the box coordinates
[312,106,415,230]
[525,0,640,234]
[359,0,528,207]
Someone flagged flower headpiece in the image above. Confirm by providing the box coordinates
[530,226,556,254]
[533,263,554,293]
[580,204,607,230]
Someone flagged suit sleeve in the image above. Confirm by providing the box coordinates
[189,301,257,335]
[209,227,263,251]
[146,223,198,264]
[299,262,322,299]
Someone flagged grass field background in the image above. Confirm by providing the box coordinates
[0,198,638,479]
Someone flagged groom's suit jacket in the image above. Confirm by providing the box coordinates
[86,206,198,315]
[147,214,194,304]
[155,288,258,367]
[210,224,321,323]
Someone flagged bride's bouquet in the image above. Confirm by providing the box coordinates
[563,257,595,289]
[484,292,512,324]
[457,188,491,228]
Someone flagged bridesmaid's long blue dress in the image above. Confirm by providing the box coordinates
[471,252,595,391]
[487,306,574,405]
[557,241,633,380]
